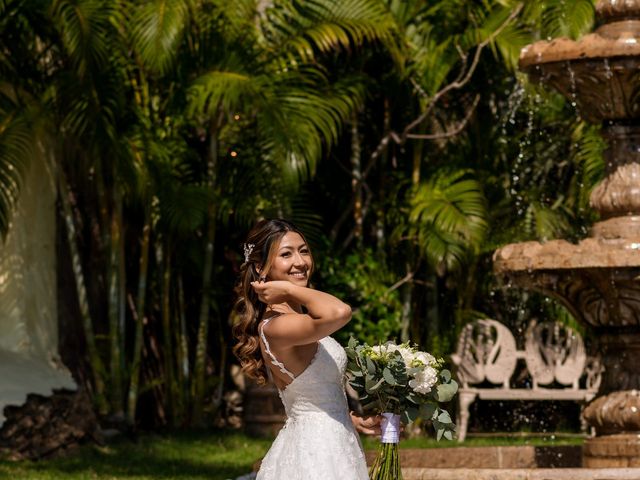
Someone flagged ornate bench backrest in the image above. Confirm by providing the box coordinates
[525,320,586,389]
[452,318,602,392]
[452,319,517,388]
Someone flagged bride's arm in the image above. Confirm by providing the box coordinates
[252,281,351,346]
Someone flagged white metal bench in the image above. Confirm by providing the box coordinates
[451,319,602,441]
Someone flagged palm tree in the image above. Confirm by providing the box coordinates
[0,0,398,426]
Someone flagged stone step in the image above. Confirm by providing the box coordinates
[366,445,582,469]
[402,468,640,480]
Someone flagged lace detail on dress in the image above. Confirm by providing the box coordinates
[260,317,295,380]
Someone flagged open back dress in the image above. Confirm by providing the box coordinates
[256,317,368,479]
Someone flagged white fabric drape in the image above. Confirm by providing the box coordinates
[0,149,75,425]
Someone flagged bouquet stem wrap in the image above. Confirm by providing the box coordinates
[369,413,402,480]
[380,413,401,443]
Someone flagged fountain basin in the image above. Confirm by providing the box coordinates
[519,1,640,123]
[494,236,640,271]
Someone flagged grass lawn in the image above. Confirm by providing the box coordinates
[0,430,272,480]
[0,430,584,480]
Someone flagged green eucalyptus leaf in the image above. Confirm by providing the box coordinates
[440,369,452,383]
[438,410,452,424]
[434,380,458,402]
[382,367,397,385]
[366,357,376,375]
[369,377,386,392]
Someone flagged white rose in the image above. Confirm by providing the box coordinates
[408,365,438,395]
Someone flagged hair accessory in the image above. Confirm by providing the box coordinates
[243,243,255,263]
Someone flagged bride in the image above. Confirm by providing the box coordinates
[232,219,380,479]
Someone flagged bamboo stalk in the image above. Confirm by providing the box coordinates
[108,189,124,417]
[192,116,221,424]
[176,276,190,420]
[58,169,109,414]
[160,239,176,425]
[126,218,151,426]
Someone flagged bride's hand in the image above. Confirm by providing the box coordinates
[251,280,293,304]
[350,413,382,436]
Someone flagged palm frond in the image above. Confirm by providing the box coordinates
[0,99,32,238]
[528,200,572,241]
[405,169,488,272]
[540,0,595,40]
[257,71,365,181]
[51,0,116,78]
[129,0,190,75]
[569,121,605,209]
[263,0,395,64]
[187,70,264,117]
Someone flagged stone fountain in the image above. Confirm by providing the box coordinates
[494,0,640,468]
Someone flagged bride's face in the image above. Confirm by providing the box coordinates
[266,231,313,286]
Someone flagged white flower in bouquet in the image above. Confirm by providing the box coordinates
[413,351,436,367]
[408,365,438,394]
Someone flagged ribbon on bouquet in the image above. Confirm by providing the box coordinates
[380,412,401,444]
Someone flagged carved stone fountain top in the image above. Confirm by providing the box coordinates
[519,0,640,123]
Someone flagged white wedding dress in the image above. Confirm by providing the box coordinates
[256,318,369,480]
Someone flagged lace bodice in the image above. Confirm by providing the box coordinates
[276,337,350,417]
[256,329,368,480]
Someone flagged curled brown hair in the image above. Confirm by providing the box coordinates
[232,219,313,384]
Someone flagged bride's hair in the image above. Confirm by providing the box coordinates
[232,218,314,384]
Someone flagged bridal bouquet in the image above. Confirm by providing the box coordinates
[345,338,458,480]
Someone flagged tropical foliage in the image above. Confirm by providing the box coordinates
[0,0,603,429]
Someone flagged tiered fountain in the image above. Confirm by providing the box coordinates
[494,0,640,467]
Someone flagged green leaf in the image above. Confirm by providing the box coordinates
[438,410,452,424]
[402,405,420,424]
[366,356,376,375]
[382,367,397,385]
[420,403,437,420]
[434,380,458,402]
[368,377,386,393]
